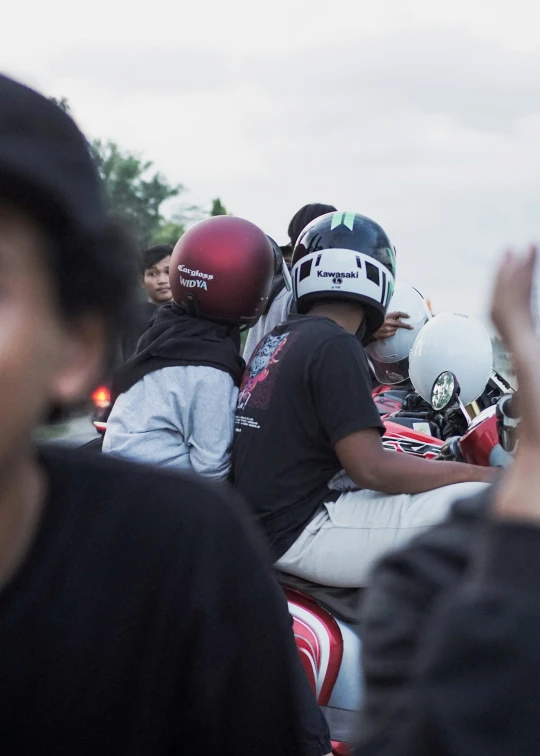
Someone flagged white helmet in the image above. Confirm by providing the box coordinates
[366,282,432,384]
[409,312,493,406]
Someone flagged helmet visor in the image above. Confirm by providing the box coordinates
[369,356,410,385]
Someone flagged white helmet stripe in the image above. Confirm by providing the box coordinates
[292,248,395,308]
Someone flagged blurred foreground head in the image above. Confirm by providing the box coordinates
[0,74,137,434]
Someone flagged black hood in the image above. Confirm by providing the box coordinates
[114,302,245,395]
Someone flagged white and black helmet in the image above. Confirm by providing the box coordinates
[291,211,396,337]
[367,283,432,384]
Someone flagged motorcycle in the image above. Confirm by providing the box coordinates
[90,384,112,423]
[372,370,512,418]
[371,383,410,416]
[89,370,516,754]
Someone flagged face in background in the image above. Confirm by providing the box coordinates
[140,255,172,305]
[0,203,106,468]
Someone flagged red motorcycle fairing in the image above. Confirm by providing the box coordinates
[382,420,443,459]
[285,587,351,754]
[285,587,343,706]
[372,384,395,396]
[459,406,499,466]
[331,743,351,755]
[372,384,407,416]
[373,393,403,416]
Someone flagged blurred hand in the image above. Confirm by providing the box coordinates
[491,247,538,351]
[373,311,413,341]
[492,247,540,523]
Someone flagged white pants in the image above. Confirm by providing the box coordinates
[276,483,488,588]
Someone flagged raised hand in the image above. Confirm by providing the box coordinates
[491,246,540,522]
[373,311,413,341]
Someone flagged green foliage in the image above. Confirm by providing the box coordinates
[49,97,230,248]
[91,139,182,246]
[151,220,185,246]
[210,197,228,216]
[49,96,70,113]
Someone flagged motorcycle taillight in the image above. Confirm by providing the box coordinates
[91,385,111,409]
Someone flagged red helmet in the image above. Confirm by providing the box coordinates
[170,216,275,327]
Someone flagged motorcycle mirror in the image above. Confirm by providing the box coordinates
[431,371,460,411]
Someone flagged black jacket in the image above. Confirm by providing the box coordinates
[405,517,540,756]
[357,485,540,756]
[0,446,330,755]
[114,302,245,396]
[355,490,489,754]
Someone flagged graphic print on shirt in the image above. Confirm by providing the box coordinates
[238,332,292,410]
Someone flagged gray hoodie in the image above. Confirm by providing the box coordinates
[103,365,238,481]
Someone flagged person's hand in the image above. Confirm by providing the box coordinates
[373,311,413,341]
[491,247,538,352]
[491,247,540,523]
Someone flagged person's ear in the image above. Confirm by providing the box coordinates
[49,315,108,405]
[139,274,145,289]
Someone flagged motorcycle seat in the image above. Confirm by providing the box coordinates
[274,570,364,630]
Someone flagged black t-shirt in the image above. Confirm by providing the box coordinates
[232,315,384,560]
[0,446,329,755]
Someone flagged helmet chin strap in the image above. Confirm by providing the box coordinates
[185,293,248,333]
[355,320,366,342]
[186,293,200,318]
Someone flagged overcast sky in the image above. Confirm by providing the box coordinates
[2,0,540,325]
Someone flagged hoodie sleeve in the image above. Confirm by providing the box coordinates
[179,366,238,481]
[104,365,237,480]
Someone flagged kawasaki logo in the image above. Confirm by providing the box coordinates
[317,271,359,278]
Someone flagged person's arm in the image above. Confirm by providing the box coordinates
[308,333,495,493]
[335,429,494,494]
[180,367,238,480]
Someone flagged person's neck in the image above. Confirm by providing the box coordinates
[0,448,45,591]
[307,302,365,335]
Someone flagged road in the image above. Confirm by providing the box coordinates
[37,413,100,447]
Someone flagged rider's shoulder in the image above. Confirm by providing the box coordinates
[298,317,364,351]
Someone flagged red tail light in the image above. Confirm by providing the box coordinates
[91,385,111,409]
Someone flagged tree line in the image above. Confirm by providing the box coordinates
[50,97,228,249]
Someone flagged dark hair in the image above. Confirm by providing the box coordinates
[36,218,138,417]
[287,203,337,247]
[47,222,139,340]
[0,184,139,345]
[141,244,173,275]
